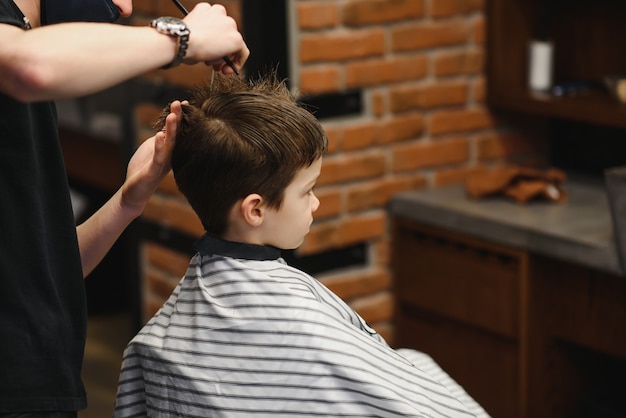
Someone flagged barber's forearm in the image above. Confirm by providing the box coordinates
[3,23,174,102]
[76,188,142,278]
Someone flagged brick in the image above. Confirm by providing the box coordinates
[343,0,424,26]
[336,211,387,247]
[300,30,385,63]
[297,1,339,29]
[349,292,394,324]
[473,15,485,44]
[314,187,342,220]
[390,82,468,112]
[343,122,381,150]
[299,66,342,95]
[473,76,486,102]
[392,137,470,171]
[476,132,547,160]
[434,49,484,77]
[381,113,425,143]
[145,242,190,278]
[300,221,336,255]
[318,152,386,185]
[346,55,428,88]
[346,176,426,212]
[321,125,342,154]
[434,165,488,186]
[392,20,469,52]
[144,195,204,237]
[430,0,484,18]
[319,268,391,301]
[301,211,386,253]
[371,90,387,117]
[429,107,495,135]
[340,114,422,150]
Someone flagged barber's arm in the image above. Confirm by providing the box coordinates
[76,101,183,277]
[0,3,248,102]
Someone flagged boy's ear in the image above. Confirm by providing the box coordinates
[240,193,265,227]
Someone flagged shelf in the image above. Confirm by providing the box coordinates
[487,0,626,129]
[489,89,626,130]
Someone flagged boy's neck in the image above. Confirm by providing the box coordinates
[221,225,267,248]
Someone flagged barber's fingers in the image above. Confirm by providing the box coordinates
[183,3,249,68]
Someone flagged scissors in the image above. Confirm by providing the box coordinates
[170,0,239,75]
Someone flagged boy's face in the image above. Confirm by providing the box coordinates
[261,158,322,250]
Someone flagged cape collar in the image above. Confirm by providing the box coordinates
[193,233,281,261]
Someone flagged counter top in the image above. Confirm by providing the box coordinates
[390,178,622,275]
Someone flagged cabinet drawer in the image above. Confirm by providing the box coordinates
[392,219,527,338]
[395,310,520,418]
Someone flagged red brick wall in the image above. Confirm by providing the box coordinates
[131,0,546,344]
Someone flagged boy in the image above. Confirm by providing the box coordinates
[114,74,488,417]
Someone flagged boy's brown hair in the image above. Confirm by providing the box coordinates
[158,73,328,237]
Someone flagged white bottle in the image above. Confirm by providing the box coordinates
[528,40,553,92]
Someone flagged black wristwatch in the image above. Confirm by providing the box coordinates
[150,16,190,69]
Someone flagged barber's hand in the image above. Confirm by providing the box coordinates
[183,3,250,74]
[120,100,186,214]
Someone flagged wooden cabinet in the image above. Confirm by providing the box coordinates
[487,0,626,130]
[393,219,528,417]
[392,217,626,418]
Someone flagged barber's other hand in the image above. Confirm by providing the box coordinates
[183,3,250,74]
[120,100,185,215]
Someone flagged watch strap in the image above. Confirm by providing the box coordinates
[163,31,189,69]
[150,17,190,69]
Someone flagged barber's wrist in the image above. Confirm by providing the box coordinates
[150,16,190,69]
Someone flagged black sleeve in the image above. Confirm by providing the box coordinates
[0,0,30,29]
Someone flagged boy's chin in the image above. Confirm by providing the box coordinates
[276,239,305,251]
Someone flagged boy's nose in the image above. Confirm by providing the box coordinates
[311,193,320,212]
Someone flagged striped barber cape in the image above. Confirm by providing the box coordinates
[114,235,489,418]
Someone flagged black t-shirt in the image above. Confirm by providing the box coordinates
[0,1,87,412]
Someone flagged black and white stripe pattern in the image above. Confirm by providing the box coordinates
[115,243,488,417]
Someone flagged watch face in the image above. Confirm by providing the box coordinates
[150,16,190,68]
[153,17,189,36]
